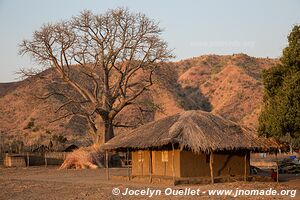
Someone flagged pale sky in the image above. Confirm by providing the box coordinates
[0,0,299,82]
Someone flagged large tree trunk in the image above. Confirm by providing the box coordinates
[103,118,114,143]
[93,123,114,145]
[60,114,112,169]
[93,115,104,144]
[92,114,115,145]
[94,130,104,145]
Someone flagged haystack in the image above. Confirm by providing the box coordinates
[60,144,104,169]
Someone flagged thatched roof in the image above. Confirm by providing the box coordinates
[102,110,279,153]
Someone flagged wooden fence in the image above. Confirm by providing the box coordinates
[1,152,68,167]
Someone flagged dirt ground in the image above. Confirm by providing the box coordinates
[0,166,299,200]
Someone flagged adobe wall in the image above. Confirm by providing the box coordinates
[180,150,210,177]
[151,150,180,177]
[131,150,181,177]
[132,150,151,176]
[180,151,250,177]
[132,150,249,178]
[213,152,250,176]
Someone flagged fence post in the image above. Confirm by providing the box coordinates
[244,151,248,181]
[276,151,279,183]
[26,152,29,168]
[44,152,47,167]
[5,153,8,166]
[106,150,109,180]
[127,149,130,180]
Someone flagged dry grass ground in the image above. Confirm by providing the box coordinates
[0,166,299,200]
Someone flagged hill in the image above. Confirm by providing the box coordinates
[0,54,277,149]
[175,54,277,126]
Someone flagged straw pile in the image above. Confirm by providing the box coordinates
[102,110,279,153]
[60,144,104,169]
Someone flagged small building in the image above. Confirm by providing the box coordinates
[103,110,278,184]
[4,154,26,167]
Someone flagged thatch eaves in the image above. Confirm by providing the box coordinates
[102,110,279,153]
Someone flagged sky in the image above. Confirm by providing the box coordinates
[0,0,299,82]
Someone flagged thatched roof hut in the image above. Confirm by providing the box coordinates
[102,110,278,152]
[102,110,279,184]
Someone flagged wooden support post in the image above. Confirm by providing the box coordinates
[44,153,47,168]
[149,150,152,183]
[5,153,8,166]
[275,151,279,183]
[164,161,166,176]
[26,152,29,168]
[210,151,214,184]
[106,150,109,180]
[172,144,175,182]
[141,152,144,176]
[244,151,248,181]
[127,149,130,180]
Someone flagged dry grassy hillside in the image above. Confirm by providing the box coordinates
[0,67,201,149]
[176,53,277,127]
[0,82,22,97]
[0,54,277,148]
[0,71,92,150]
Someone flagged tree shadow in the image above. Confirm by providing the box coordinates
[176,86,212,112]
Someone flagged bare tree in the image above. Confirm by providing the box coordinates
[19,8,173,144]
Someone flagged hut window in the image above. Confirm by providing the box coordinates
[138,151,144,162]
[206,154,209,163]
[162,151,168,162]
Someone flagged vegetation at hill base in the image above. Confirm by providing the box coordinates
[259,25,300,149]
